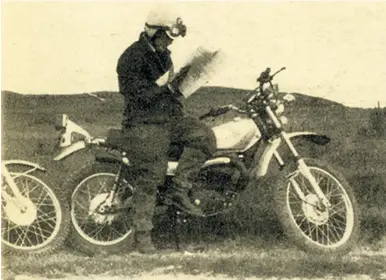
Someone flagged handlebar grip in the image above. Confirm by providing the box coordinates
[257,67,271,83]
[262,67,271,77]
[199,111,213,120]
[199,106,231,120]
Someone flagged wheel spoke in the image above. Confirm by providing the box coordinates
[71,173,133,246]
[36,210,57,229]
[320,224,330,245]
[329,207,347,219]
[21,226,34,247]
[25,182,41,198]
[6,220,12,242]
[88,225,105,239]
[326,220,342,243]
[33,219,55,235]
[297,216,308,229]
[97,178,111,195]
[21,178,31,198]
[13,227,25,246]
[330,215,347,228]
[110,226,125,238]
[307,221,317,238]
[4,222,23,233]
[33,188,48,207]
[86,183,92,201]
[29,224,42,244]
[30,224,50,240]
[36,192,51,205]
[107,229,114,241]
[74,200,88,211]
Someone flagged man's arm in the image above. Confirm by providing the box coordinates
[118,54,174,105]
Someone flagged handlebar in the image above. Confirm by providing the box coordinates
[199,105,247,120]
[199,66,287,120]
[257,67,286,86]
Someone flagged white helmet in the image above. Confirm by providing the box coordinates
[144,9,187,39]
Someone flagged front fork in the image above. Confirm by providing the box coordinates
[1,164,29,210]
[266,107,331,208]
[1,164,23,202]
[280,132,331,208]
[101,162,132,209]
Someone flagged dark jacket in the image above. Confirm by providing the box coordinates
[117,33,184,125]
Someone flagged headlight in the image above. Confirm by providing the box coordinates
[275,103,285,114]
[283,94,295,102]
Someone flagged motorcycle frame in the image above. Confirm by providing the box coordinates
[53,78,332,207]
[53,114,330,180]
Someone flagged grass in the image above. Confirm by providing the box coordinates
[2,88,386,238]
[1,88,386,278]
[2,237,386,279]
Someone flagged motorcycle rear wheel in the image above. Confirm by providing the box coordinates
[274,158,360,255]
[63,163,135,256]
[1,173,70,256]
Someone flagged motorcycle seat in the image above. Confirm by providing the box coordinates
[105,128,184,160]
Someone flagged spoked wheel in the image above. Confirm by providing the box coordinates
[274,159,360,254]
[65,163,135,255]
[1,173,70,256]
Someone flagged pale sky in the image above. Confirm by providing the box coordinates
[2,1,386,108]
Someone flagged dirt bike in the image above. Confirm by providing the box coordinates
[54,67,360,255]
[1,160,70,256]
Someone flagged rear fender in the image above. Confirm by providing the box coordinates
[256,131,330,177]
[54,141,86,161]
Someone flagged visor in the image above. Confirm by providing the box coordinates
[145,17,187,38]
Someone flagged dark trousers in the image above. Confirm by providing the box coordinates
[122,116,216,231]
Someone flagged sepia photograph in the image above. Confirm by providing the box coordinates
[1,1,385,279]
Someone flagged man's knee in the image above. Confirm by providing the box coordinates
[198,134,217,157]
[189,121,217,157]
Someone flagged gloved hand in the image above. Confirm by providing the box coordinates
[156,70,171,87]
[169,65,191,90]
[166,83,184,98]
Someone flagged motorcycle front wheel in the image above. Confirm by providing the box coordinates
[63,163,135,256]
[274,158,360,255]
[1,173,70,256]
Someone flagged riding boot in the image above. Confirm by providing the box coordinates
[165,147,209,216]
[135,231,157,254]
[164,183,203,216]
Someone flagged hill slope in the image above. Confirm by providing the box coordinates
[2,87,385,240]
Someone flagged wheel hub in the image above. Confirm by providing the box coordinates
[4,196,37,226]
[88,193,121,224]
[302,194,329,225]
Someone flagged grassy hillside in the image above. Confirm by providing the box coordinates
[1,88,385,242]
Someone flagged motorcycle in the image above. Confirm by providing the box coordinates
[1,160,70,256]
[53,67,360,255]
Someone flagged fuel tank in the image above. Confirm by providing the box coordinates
[212,118,261,151]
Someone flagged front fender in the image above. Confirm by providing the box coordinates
[3,160,46,172]
[54,141,86,161]
[256,131,330,177]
